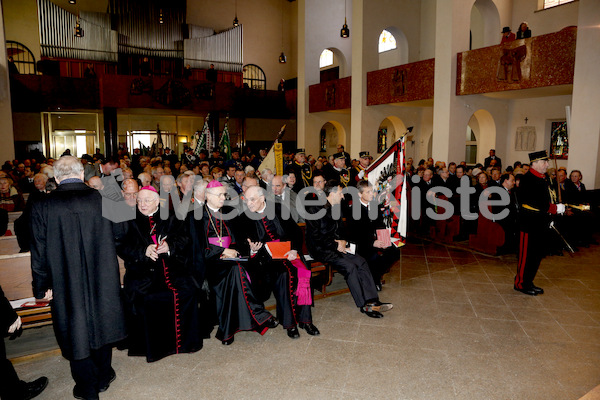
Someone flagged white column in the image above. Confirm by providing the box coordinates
[349,0,364,159]
[568,0,600,189]
[0,3,16,162]
[297,0,307,150]
[431,0,471,164]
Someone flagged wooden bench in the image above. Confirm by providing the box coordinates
[469,212,505,255]
[0,236,21,255]
[2,252,126,330]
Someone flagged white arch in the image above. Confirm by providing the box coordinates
[319,47,349,78]
[470,0,501,49]
[320,120,347,155]
[378,26,408,69]
[469,109,496,164]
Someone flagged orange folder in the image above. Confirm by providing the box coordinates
[265,241,291,259]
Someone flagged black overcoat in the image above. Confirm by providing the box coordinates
[30,182,126,361]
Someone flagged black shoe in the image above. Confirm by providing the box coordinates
[99,369,116,393]
[23,377,48,400]
[73,386,98,400]
[299,322,320,336]
[531,285,544,295]
[360,306,384,318]
[514,286,537,296]
[370,301,393,312]
[222,337,234,345]
[287,326,300,339]
[265,318,279,329]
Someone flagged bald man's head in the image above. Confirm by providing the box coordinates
[88,176,104,190]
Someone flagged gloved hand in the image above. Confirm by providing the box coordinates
[556,204,566,214]
[358,170,365,179]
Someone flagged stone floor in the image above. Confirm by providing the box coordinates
[12,237,600,399]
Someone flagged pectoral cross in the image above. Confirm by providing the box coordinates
[218,237,223,245]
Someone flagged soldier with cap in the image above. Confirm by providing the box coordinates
[350,151,371,186]
[325,152,351,188]
[289,148,312,193]
[514,150,566,295]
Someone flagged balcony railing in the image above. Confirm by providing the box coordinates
[456,27,577,96]
[367,58,435,106]
[309,77,351,113]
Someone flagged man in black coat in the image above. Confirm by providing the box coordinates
[239,186,319,338]
[347,181,400,291]
[305,181,393,318]
[483,149,502,170]
[514,150,565,295]
[1,285,48,400]
[30,156,126,400]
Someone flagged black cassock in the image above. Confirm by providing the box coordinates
[116,209,202,362]
[202,207,275,342]
[236,204,313,329]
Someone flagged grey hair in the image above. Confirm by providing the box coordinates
[53,156,84,180]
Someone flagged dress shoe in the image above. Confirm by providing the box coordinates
[73,386,99,400]
[299,322,320,336]
[265,318,279,329]
[369,301,393,312]
[287,326,300,339]
[514,286,537,296]
[360,306,384,318]
[531,285,544,295]
[222,337,234,345]
[23,377,48,400]
[99,369,116,393]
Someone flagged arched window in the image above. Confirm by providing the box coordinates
[6,41,36,74]
[319,49,334,69]
[543,0,574,9]
[378,30,397,53]
[465,126,478,164]
[242,64,266,90]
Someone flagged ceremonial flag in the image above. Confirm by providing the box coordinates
[366,136,408,247]
[219,117,232,160]
[194,114,212,156]
[258,125,286,176]
[156,124,163,155]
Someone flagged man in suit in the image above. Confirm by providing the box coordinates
[93,156,120,178]
[305,180,393,318]
[269,175,302,223]
[484,149,502,170]
[347,181,400,291]
[30,156,126,399]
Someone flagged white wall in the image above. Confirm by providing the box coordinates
[3,0,42,70]
[511,0,579,35]
[504,95,572,169]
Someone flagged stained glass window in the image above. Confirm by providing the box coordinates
[543,0,574,9]
[550,121,568,159]
[378,30,397,53]
[319,49,334,69]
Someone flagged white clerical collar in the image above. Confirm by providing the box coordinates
[207,204,220,213]
[258,204,267,214]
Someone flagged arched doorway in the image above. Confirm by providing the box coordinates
[377,116,407,154]
[377,27,408,69]
[470,0,501,50]
[467,109,496,165]
[319,47,348,82]
[319,121,347,156]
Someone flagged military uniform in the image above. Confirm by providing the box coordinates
[514,151,563,295]
[289,149,313,193]
[349,151,371,187]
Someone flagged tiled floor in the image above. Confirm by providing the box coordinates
[12,237,600,399]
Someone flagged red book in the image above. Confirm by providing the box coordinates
[376,229,392,248]
[265,241,291,259]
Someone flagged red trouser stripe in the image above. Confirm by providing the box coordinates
[515,232,528,289]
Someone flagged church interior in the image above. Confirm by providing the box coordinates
[1,0,600,398]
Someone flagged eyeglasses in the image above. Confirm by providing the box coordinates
[207,192,227,198]
[137,198,157,205]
